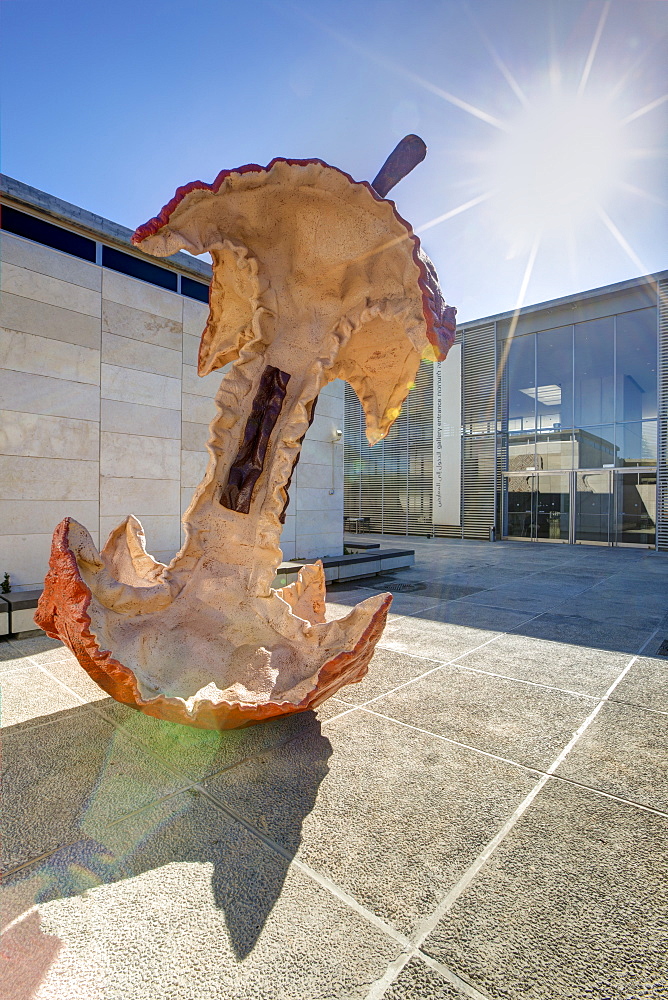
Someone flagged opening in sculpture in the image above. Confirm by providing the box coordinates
[35,136,456,729]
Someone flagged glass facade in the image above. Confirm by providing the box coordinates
[502,305,658,546]
[344,273,666,550]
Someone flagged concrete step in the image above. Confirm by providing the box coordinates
[272,548,414,587]
[0,588,43,636]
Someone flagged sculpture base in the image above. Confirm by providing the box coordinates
[35,519,392,730]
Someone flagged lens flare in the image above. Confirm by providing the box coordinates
[489,93,624,238]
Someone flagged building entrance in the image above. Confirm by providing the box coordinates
[504,470,657,547]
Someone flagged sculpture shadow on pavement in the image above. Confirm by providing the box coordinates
[1,703,332,966]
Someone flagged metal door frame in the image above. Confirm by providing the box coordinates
[503,471,570,543]
[613,467,659,548]
[573,469,613,546]
[503,468,658,547]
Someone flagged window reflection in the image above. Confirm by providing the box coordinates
[616,472,656,545]
[536,324,573,433]
[575,472,612,543]
[616,420,657,466]
[506,333,536,470]
[574,317,614,425]
[501,303,658,546]
[502,307,657,474]
[576,426,616,469]
[507,334,536,434]
[506,475,533,538]
[536,474,569,540]
[536,431,574,470]
[616,308,657,421]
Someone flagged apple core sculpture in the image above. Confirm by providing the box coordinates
[36,136,456,729]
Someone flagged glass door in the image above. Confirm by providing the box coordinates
[505,470,657,547]
[614,471,657,546]
[574,471,613,544]
[535,474,570,541]
[505,473,570,541]
[506,474,535,539]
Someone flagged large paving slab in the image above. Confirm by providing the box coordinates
[1,704,190,876]
[422,781,668,999]
[333,647,442,705]
[96,697,328,783]
[368,662,595,769]
[458,631,631,697]
[551,595,666,627]
[410,601,538,631]
[1,790,402,1000]
[555,699,668,811]
[509,611,655,654]
[377,617,498,662]
[204,710,537,935]
[0,659,86,725]
[383,957,472,998]
[610,654,668,713]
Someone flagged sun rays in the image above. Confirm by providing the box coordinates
[414,1,663,327]
[283,0,664,327]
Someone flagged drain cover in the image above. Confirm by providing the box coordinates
[658,640,668,656]
[370,581,426,593]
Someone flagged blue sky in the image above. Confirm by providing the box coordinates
[1,0,666,321]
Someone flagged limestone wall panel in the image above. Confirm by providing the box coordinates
[280,513,296,544]
[181,450,209,488]
[315,390,347,419]
[293,462,333,490]
[101,364,181,409]
[0,456,99,501]
[102,332,181,379]
[99,513,181,554]
[0,410,98,461]
[181,363,224,398]
[0,370,100,421]
[0,329,100,384]
[102,299,182,351]
[304,413,344,444]
[102,270,182,322]
[0,532,98,591]
[180,488,193,516]
[182,392,217,425]
[182,333,200,366]
[0,292,101,350]
[295,487,344,512]
[293,532,342,560]
[0,500,99,537]
[100,432,181,481]
[300,438,335,467]
[293,508,338,538]
[1,262,101,316]
[182,297,209,338]
[101,399,181,440]
[181,421,209,452]
[100,476,180,517]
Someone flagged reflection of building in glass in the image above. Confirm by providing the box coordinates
[344,271,667,549]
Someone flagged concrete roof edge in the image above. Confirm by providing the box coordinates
[0,173,213,282]
[457,269,668,330]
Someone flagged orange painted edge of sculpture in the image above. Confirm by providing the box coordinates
[35,518,392,730]
[131,158,456,363]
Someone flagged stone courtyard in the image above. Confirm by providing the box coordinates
[1,535,667,999]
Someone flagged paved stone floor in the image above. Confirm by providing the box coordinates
[2,536,667,999]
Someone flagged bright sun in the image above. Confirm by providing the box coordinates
[490,92,624,240]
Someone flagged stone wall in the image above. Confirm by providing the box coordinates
[0,229,344,590]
